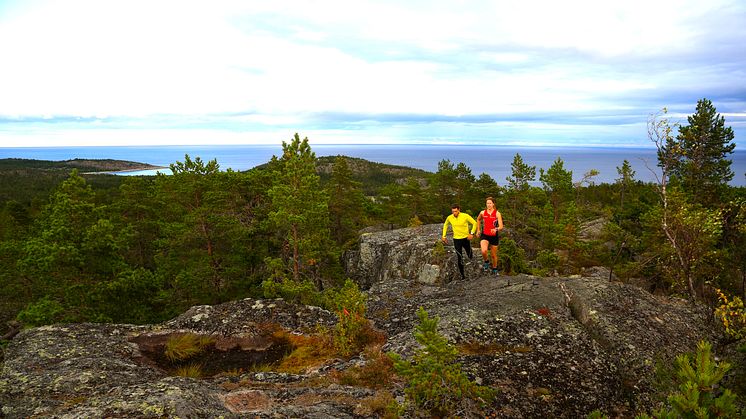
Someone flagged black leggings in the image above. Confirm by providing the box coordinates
[453,238,473,278]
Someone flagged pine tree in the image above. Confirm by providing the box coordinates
[327,156,366,245]
[454,162,476,210]
[615,159,636,211]
[669,98,736,206]
[506,153,536,191]
[540,157,573,224]
[401,176,427,223]
[389,307,493,416]
[268,134,330,285]
[431,159,457,214]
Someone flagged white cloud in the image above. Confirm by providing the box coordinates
[0,0,745,146]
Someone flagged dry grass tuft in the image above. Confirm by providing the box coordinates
[164,333,215,362]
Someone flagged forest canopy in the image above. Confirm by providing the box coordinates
[0,100,744,334]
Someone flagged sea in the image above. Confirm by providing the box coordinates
[2,144,746,187]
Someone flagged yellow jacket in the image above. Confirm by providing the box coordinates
[442,213,477,239]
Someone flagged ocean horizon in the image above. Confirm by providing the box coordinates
[2,144,745,187]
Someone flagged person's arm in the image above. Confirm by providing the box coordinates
[475,210,483,235]
[467,214,478,237]
[441,216,451,243]
[496,211,504,232]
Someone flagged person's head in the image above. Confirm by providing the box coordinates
[451,204,460,216]
[485,197,495,210]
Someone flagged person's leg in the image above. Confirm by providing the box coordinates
[465,238,473,260]
[453,238,466,279]
[480,240,490,270]
[480,239,489,260]
[490,244,499,268]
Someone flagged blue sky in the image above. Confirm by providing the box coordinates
[0,0,745,147]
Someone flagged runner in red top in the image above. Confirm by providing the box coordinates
[476,197,504,276]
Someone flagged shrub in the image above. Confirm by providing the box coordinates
[261,277,324,307]
[325,279,384,357]
[389,307,494,416]
[16,296,64,327]
[432,239,446,264]
[499,238,527,274]
[337,344,396,389]
[535,250,560,275]
[715,289,746,340]
[272,331,335,374]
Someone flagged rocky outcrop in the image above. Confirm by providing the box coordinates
[344,223,479,288]
[0,224,728,418]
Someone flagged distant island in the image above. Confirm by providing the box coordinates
[0,158,166,173]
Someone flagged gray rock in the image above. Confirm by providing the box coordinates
[0,225,728,418]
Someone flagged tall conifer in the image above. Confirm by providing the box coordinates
[269,134,329,284]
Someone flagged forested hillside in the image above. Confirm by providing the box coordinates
[1,101,745,354]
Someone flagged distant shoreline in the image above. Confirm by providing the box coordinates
[85,164,169,175]
[2,145,745,186]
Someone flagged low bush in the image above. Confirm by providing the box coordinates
[389,307,495,416]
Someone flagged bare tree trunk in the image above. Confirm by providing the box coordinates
[647,109,695,301]
[292,224,299,281]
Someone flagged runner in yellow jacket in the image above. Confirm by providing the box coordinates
[441,204,477,280]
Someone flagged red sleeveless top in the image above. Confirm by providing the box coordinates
[481,209,499,236]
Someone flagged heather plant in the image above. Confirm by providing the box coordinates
[389,307,494,416]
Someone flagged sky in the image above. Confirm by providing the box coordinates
[0,0,745,148]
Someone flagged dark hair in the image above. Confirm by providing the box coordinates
[451,204,460,210]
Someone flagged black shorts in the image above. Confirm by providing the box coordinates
[480,233,499,246]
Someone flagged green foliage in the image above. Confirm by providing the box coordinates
[540,157,573,224]
[642,189,723,296]
[389,307,494,416]
[315,155,429,197]
[97,268,168,324]
[715,290,746,340]
[671,98,736,206]
[431,159,458,215]
[269,134,331,284]
[327,279,376,356]
[616,159,636,211]
[261,277,324,307]
[432,239,446,264]
[587,410,608,419]
[327,156,367,245]
[649,341,740,418]
[498,238,527,274]
[16,296,64,327]
[506,153,536,191]
[536,250,560,275]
